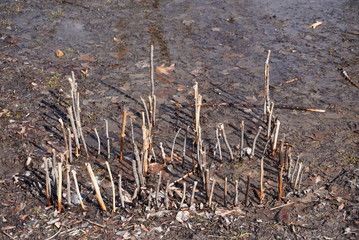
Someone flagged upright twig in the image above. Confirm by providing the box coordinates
[259,157,265,204]
[219,123,234,161]
[66,164,71,206]
[160,142,166,166]
[67,128,73,163]
[105,161,116,212]
[240,121,244,160]
[264,50,271,116]
[119,108,128,162]
[94,128,101,156]
[182,126,189,167]
[278,165,284,201]
[224,177,228,207]
[234,180,239,207]
[86,163,107,211]
[150,45,155,96]
[44,157,51,206]
[59,118,69,160]
[105,119,111,160]
[215,127,223,162]
[180,182,187,208]
[245,175,251,206]
[294,162,303,190]
[118,174,125,208]
[71,170,87,210]
[209,178,216,207]
[170,128,182,163]
[57,162,62,212]
[190,181,198,207]
[131,160,140,200]
[164,180,170,209]
[267,102,274,138]
[250,126,263,159]
[272,119,281,153]
[68,107,80,155]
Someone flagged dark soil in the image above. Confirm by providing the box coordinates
[0,0,358,239]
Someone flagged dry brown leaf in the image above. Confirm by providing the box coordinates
[55,49,64,57]
[81,55,95,61]
[156,63,175,75]
[310,21,323,29]
[338,202,345,211]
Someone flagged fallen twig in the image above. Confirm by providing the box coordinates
[86,163,107,211]
[342,69,359,89]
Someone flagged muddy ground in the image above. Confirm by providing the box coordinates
[0,0,358,239]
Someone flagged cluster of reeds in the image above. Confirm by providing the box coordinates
[41,48,314,214]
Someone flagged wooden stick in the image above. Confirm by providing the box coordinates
[291,156,300,184]
[342,69,359,89]
[180,182,187,208]
[59,118,69,161]
[170,128,182,163]
[215,126,223,162]
[57,162,62,212]
[219,123,234,161]
[67,107,80,154]
[131,160,140,200]
[224,177,228,207]
[134,143,145,186]
[245,175,250,206]
[164,180,170,209]
[272,120,280,152]
[140,98,151,132]
[208,178,216,207]
[94,128,101,156]
[156,171,162,208]
[234,180,239,207]
[160,142,166,166]
[264,50,271,116]
[182,126,189,167]
[240,121,244,161]
[105,161,116,212]
[250,126,263,159]
[44,157,51,206]
[259,157,264,204]
[75,91,89,157]
[169,168,197,187]
[72,170,87,210]
[141,112,149,174]
[67,128,73,163]
[294,162,303,190]
[278,165,284,201]
[205,169,210,200]
[105,119,110,160]
[85,163,107,211]
[66,165,71,206]
[150,45,155,96]
[267,102,274,138]
[190,181,198,207]
[119,108,127,162]
[118,174,125,208]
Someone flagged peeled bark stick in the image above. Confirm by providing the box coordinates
[141,98,151,132]
[119,109,128,162]
[160,142,166,166]
[245,175,251,206]
[234,180,239,207]
[205,169,210,200]
[150,44,155,96]
[264,50,271,116]
[164,180,170,209]
[267,102,274,138]
[291,157,300,184]
[287,153,293,179]
[250,126,263,159]
[298,170,304,192]
[105,119,110,160]
[67,128,73,163]
[94,128,101,156]
[66,165,72,206]
[219,123,234,161]
[131,160,140,200]
[105,161,116,212]
[240,121,244,160]
[71,170,86,210]
[85,163,107,211]
[51,150,57,188]
[208,178,216,207]
[294,162,303,190]
[59,118,69,160]
[134,143,145,186]
[170,128,182,163]
[67,107,80,154]
[75,91,89,157]
[141,112,150,174]
[180,182,187,208]
[224,177,228,207]
[156,171,162,208]
[57,162,63,212]
[278,165,284,201]
[259,157,265,204]
[44,158,51,206]
[272,120,281,152]
[215,127,223,161]
[118,174,125,208]
[190,181,198,207]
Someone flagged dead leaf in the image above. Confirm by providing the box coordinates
[338,202,345,211]
[156,63,175,75]
[1,225,16,231]
[310,21,323,29]
[81,55,95,61]
[176,211,190,223]
[19,215,29,221]
[55,49,64,57]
